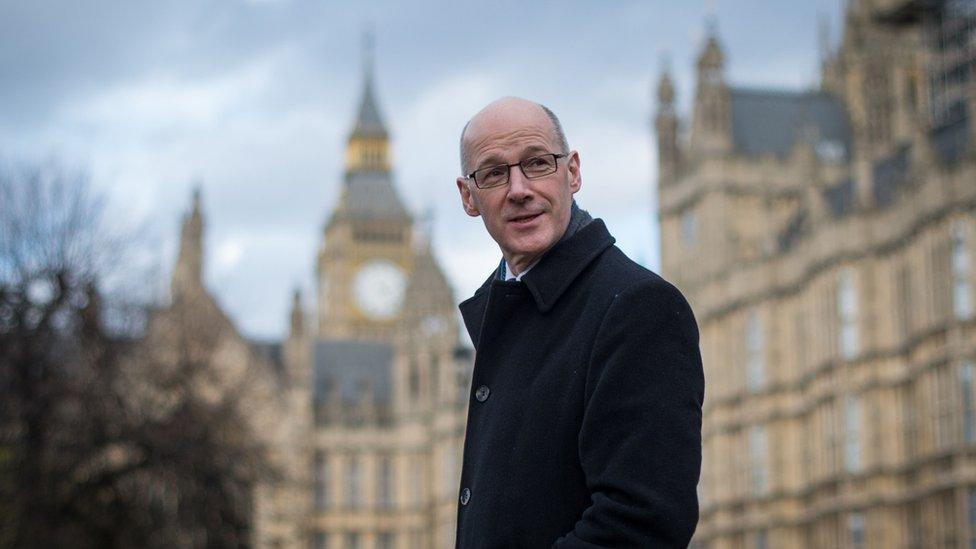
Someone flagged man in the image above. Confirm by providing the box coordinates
[454,97,704,548]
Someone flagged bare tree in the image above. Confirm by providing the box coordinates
[0,160,270,548]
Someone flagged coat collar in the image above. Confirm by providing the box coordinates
[520,218,615,313]
[459,219,616,343]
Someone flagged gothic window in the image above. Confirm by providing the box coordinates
[442,445,457,498]
[837,268,859,360]
[749,424,768,495]
[377,455,394,509]
[907,499,924,549]
[937,490,959,547]
[346,454,361,509]
[795,309,808,375]
[934,364,956,450]
[844,394,862,473]
[681,210,697,246]
[968,487,976,549]
[824,398,839,476]
[848,512,866,549]
[746,310,765,392]
[896,264,913,340]
[410,457,423,507]
[903,385,919,461]
[344,532,360,549]
[801,412,813,485]
[962,361,975,444]
[932,238,953,320]
[314,451,330,509]
[953,223,972,319]
[731,428,746,496]
[408,359,421,401]
[313,532,327,549]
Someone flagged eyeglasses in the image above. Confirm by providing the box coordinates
[465,153,568,189]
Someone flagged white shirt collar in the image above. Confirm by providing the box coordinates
[504,259,538,281]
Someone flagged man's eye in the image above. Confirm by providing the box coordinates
[487,168,505,177]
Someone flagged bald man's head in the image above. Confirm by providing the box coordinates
[459,97,569,174]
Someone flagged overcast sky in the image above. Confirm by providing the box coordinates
[1,0,845,340]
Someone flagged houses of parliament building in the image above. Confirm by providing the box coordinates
[657,0,976,547]
[147,0,975,546]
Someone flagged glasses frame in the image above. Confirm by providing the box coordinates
[465,153,568,189]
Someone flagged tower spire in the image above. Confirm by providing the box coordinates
[171,184,205,300]
[345,29,390,172]
[691,18,731,156]
[656,52,680,184]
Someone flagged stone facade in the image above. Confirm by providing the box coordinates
[153,56,470,548]
[657,1,976,547]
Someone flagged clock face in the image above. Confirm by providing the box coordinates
[353,260,407,320]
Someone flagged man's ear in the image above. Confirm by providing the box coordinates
[457,178,481,217]
[567,150,582,194]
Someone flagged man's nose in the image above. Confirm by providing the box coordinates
[506,165,533,202]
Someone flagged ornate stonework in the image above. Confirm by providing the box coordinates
[658,1,976,547]
[156,51,471,549]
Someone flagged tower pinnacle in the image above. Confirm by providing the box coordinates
[345,31,390,172]
[171,185,205,300]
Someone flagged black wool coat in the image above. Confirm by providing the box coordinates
[455,219,704,548]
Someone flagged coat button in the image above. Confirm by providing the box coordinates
[460,487,471,505]
[475,385,490,402]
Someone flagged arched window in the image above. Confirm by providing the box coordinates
[844,394,862,473]
[837,268,859,360]
[748,425,768,495]
[346,454,361,508]
[952,223,972,319]
[745,310,765,392]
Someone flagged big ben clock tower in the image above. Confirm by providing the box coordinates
[316,43,415,341]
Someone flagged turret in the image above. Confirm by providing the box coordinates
[289,288,304,340]
[655,60,680,185]
[171,186,205,300]
[690,24,732,156]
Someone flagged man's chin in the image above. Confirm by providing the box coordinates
[504,235,553,261]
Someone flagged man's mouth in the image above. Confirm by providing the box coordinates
[508,212,542,225]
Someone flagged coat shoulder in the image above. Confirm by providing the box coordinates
[589,246,699,347]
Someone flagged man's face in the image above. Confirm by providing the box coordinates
[456,100,581,272]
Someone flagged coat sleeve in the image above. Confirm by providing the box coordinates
[553,278,704,548]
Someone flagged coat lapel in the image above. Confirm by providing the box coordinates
[457,219,616,348]
[521,219,615,313]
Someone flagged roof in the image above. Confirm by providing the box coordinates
[931,114,970,164]
[337,170,412,222]
[401,244,456,324]
[872,143,912,207]
[350,73,388,139]
[730,88,852,160]
[313,339,393,405]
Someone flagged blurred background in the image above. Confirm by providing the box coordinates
[1,0,974,547]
